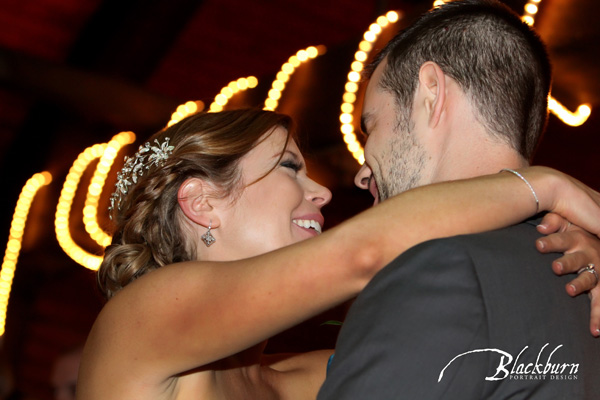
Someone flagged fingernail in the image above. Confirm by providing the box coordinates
[537,224,547,230]
[537,240,545,250]
[595,328,600,337]
[555,262,563,273]
[568,284,577,295]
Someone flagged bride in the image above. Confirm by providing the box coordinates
[76,109,600,399]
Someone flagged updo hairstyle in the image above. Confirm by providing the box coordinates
[99,109,293,299]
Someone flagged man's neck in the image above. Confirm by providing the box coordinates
[433,145,529,183]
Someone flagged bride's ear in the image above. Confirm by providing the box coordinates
[177,178,221,228]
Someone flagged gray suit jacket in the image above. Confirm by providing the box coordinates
[318,219,600,399]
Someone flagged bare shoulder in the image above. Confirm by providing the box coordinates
[76,268,196,399]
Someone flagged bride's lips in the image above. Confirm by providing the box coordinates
[292,213,325,236]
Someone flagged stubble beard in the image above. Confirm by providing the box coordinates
[376,122,427,202]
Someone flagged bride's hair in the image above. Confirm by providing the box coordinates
[99,109,293,299]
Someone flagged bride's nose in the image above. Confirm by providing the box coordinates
[305,179,332,207]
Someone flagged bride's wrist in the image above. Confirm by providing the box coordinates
[521,166,563,214]
[501,168,540,214]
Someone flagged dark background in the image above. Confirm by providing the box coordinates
[0,0,598,398]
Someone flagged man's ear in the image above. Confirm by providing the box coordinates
[418,61,446,128]
[177,178,220,228]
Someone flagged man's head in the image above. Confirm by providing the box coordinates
[356,0,551,202]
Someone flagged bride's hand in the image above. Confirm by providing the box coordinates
[528,166,600,237]
[536,212,600,337]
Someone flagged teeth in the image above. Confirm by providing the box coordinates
[293,219,322,234]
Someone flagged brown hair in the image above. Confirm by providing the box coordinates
[368,0,551,160]
[99,109,293,299]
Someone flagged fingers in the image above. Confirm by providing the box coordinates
[552,251,591,276]
[537,226,600,314]
[567,264,600,337]
[538,228,600,279]
[590,286,600,337]
[564,264,599,296]
[536,212,569,235]
[536,228,591,255]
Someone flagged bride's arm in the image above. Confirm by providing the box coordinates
[84,166,600,382]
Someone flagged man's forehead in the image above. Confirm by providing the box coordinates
[361,79,385,125]
[360,58,390,131]
[363,63,387,105]
[368,58,387,86]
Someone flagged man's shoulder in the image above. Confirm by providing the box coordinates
[412,218,541,255]
[338,219,600,399]
[370,218,591,347]
[379,218,569,314]
[428,218,558,289]
[382,218,549,281]
[390,218,598,358]
[446,218,544,259]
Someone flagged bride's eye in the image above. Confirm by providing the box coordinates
[280,159,303,172]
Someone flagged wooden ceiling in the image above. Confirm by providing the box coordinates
[0,0,598,398]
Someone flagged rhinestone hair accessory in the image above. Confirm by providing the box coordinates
[108,137,175,216]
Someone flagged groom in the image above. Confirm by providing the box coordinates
[318,1,600,398]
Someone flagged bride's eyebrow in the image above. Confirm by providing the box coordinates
[272,149,300,161]
[284,150,301,160]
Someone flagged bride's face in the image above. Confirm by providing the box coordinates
[210,126,332,260]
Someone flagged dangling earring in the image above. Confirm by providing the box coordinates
[201,220,216,247]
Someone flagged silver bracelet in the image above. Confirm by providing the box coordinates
[500,168,540,214]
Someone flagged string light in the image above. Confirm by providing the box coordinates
[337,1,589,165]
[209,77,258,112]
[522,0,542,25]
[55,144,106,271]
[2,0,591,340]
[12,1,593,279]
[84,131,136,247]
[339,11,401,164]
[264,46,325,111]
[548,98,591,127]
[519,0,592,125]
[0,172,52,336]
[433,1,591,127]
[168,100,205,126]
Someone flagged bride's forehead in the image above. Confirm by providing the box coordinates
[256,127,300,153]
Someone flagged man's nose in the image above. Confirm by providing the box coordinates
[354,163,373,190]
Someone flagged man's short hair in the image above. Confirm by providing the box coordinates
[370,0,551,160]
